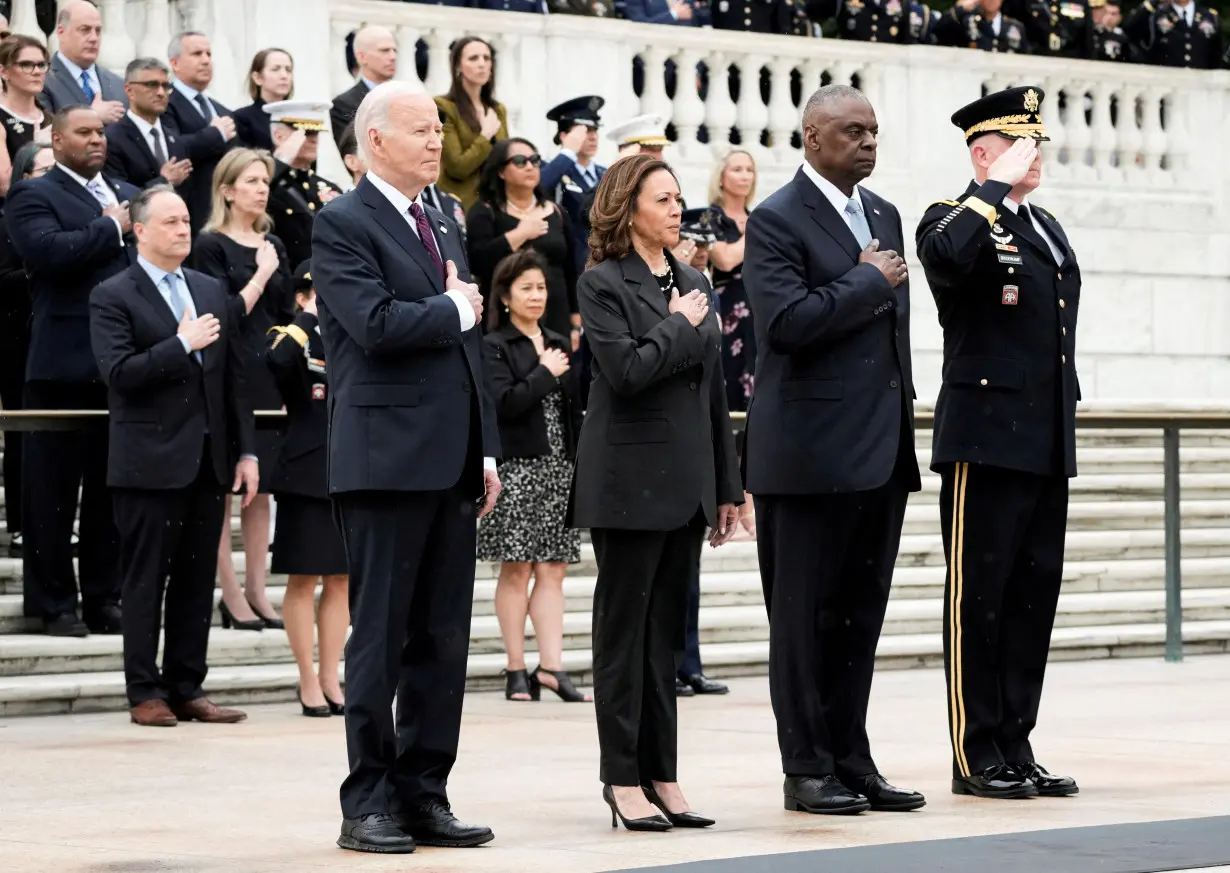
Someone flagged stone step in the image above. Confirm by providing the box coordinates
[916,472,1230,502]
[900,498,1230,535]
[4,616,1229,717]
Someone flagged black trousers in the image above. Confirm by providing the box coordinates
[112,454,225,706]
[755,471,910,779]
[678,529,705,679]
[0,343,25,533]
[21,380,120,621]
[939,462,1068,778]
[335,487,478,820]
[590,512,706,787]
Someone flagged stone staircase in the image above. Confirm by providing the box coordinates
[1,428,1229,717]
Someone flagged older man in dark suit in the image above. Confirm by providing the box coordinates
[89,185,256,728]
[312,81,501,855]
[164,31,237,233]
[6,105,139,637]
[329,25,398,151]
[40,0,126,120]
[743,84,924,816]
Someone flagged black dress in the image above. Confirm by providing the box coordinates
[190,232,294,488]
[0,105,41,162]
[465,201,577,338]
[711,208,755,412]
[232,99,275,151]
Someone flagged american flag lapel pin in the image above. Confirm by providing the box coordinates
[873,208,881,215]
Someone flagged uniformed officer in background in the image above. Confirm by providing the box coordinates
[541,95,607,274]
[1086,0,1131,61]
[712,0,798,33]
[916,86,1081,802]
[934,0,1033,52]
[1005,0,1089,56]
[910,1,945,42]
[805,0,916,43]
[1123,0,1222,68]
[605,114,671,159]
[265,100,344,272]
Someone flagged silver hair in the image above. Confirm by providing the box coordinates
[353,80,425,165]
[802,84,868,122]
[167,31,207,60]
[124,57,169,83]
[130,183,179,226]
[57,0,98,29]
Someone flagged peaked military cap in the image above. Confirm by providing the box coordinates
[546,95,605,130]
[951,86,1050,144]
[606,113,669,148]
[264,100,333,133]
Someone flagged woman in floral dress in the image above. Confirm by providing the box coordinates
[708,148,758,412]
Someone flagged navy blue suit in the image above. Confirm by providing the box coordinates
[311,176,500,819]
[103,115,192,190]
[5,166,140,625]
[163,90,235,234]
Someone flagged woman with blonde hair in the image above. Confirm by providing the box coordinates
[707,148,757,412]
[192,148,294,632]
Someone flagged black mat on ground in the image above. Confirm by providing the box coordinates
[605,816,1230,873]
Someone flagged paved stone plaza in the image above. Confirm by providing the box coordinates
[1,656,1228,872]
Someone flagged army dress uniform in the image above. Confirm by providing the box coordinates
[934,5,1033,51]
[1124,1,1222,68]
[910,2,944,43]
[915,86,1080,801]
[805,0,915,43]
[712,0,797,32]
[264,101,344,272]
[541,96,607,275]
[1006,0,1089,55]
[1087,0,1131,61]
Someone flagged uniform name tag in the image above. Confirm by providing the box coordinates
[997,252,1023,265]
[1002,285,1019,305]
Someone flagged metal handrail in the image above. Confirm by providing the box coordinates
[2,405,1227,663]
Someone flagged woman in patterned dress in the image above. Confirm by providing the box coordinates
[707,148,758,413]
[477,251,588,703]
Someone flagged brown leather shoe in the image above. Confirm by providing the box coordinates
[130,699,178,727]
[170,697,247,724]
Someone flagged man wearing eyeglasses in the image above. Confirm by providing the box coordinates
[41,0,127,121]
[103,58,193,191]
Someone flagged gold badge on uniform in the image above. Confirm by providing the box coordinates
[1023,88,1040,113]
[1002,285,1019,305]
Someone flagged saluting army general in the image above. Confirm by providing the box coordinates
[265,100,344,272]
[916,86,1080,801]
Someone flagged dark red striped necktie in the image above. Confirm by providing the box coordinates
[408,202,445,285]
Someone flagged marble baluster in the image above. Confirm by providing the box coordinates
[140,0,174,65]
[1040,76,1068,182]
[97,0,136,73]
[1160,89,1188,180]
[704,51,738,155]
[1088,80,1117,178]
[671,47,706,158]
[638,44,672,127]
[330,18,358,99]
[1065,80,1094,180]
[1114,85,1143,181]
[734,53,768,160]
[423,29,459,98]
[395,25,425,91]
[765,56,797,160]
[1139,86,1166,179]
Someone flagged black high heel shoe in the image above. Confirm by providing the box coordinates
[532,666,590,703]
[323,694,345,716]
[642,784,715,828]
[503,669,537,701]
[298,687,331,718]
[603,785,671,832]
[218,600,264,631]
[246,598,284,630]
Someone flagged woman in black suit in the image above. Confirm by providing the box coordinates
[233,48,294,151]
[266,263,348,718]
[572,154,742,831]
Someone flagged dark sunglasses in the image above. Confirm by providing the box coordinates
[504,154,541,168]
[133,80,174,92]
[14,60,48,73]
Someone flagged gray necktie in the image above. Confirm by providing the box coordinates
[844,196,872,248]
[165,274,201,362]
[150,128,167,166]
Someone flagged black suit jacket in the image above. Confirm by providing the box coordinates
[916,179,1080,478]
[89,264,255,489]
[103,115,190,189]
[266,311,328,499]
[5,167,140,383]
[311,176,500,496]
[330,80,370,149]
[163,89,235,234]
[483,323,582,460]
[233,100,275,150]
[742,168,921,495]
[569,251,741,531]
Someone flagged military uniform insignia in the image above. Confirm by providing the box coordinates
[992,222,1004,234]
[308,357,326,374]
[1006,25,1022,48]
[561,174,583,194]
[886,0,902,16]
[1023,88,1040,113]
[1001,285,1019,305]
[995,243,1018,252]
[317,182,340,204]
[311,383,326,400]
[719,0,728,11]
[1157,14,1173,32]
[1199,17,1216,35]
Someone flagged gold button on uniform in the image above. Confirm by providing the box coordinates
[1062,327,1067,336]
[980,378,988,386]
[1059,299,1065,308]
[286,208,293,215]
[1061,355,1066,363]
[1057,271,1063,279]
[1008,267,1015,273]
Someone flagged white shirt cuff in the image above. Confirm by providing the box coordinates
[559,147,579,162]
[109,215,123,243]
[239,454,258,463]
[444,289,477,332]
[177,335,192,354]
[484,457,497,472]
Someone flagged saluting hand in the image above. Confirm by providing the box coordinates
[859,240,908,288]
[445,260,483,326]
[668,288,709,328]
[987,137,1040,187]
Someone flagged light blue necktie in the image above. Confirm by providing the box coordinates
[165,274,201,363]
[80,70,95,103]
[844,196,872,249]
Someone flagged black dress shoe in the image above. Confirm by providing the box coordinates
[680,673,729,695]
[337,813,416,853]
[783,775,871,814]
[1015,762,1078,797]
[394,799,494,847]
[45,612,89,637]
[842,774,926,811]
[952,762,1039,799]
[84,603,122,635]
[675,678,696,697]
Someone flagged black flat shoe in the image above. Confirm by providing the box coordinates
[642,784,715,828]
[299,688,331,718]
[842,773,926,811]
[337,813,416,854]
[218,600,264,631]
[247,598,284,629]
[1015,762,1078,797]
[532,666,590,702]
[680,673,729,695]
[84,602,122,635]
[393,799,493,847]
[324,694,345,716]
[784,775,871,814]
[952,762,1039,799]
[503,668,536,701]
[603,785,672,832]
[675,678,696,698]
[44,612,88,638]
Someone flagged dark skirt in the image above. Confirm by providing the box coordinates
[271,494,348,576]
